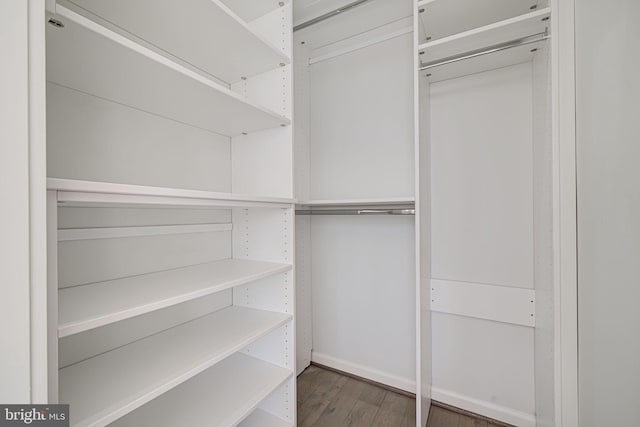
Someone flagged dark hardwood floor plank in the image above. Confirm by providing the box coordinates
[298,369,347,427]
[312,377,366,427]
[402,397,416,427]
[427,405,460,427]
[458,413,489,427]
[297,365,323,404]
[371,390,412,427]
[344,399,380,427]
[358,381,387,407]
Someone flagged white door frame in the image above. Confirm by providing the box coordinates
[552,0,579,425]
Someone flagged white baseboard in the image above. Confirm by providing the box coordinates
[311,351,416,393]
[431,387,536,427]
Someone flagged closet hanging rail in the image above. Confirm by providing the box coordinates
[293,0,375,32]
[419,32,550,71]
[296,208,415,216]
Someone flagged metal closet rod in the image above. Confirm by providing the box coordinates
[419,32,550,71]
[293,0,375,32]
[296,209,415,216]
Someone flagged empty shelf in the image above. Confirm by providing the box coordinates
[60,306,292,427]
[418,0,548,44]
[48,178,295,208]
[418,8,550,63]
[110,353,292,427]
[63,0,289,83]
[59,259,292,337]
[239,410,293,427]
[47,5,290,137]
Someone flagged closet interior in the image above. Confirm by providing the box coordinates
[294,0,555,426]
[36,0,559,425]
[45,0,295,426]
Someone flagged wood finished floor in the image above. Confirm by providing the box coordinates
[297,365,414,426]
[297,365,507,427]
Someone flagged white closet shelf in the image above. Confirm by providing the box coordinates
[421,36,548,83]
[47,5,290,137]
[109,353,292,427]
[48,178,295,208]
[298,197,415,207]
[418,8,550,63]
[417,0,548,44]
[62,0,289,84]
[58,259,292,337]
[239,409,293,427]
[60,306,292,427]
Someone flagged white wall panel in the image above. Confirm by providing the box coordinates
[231,127,294,198]
[429,63,537,424]
[576,1,640,425]
[309,33,415,200]
[47,83,231,192]
[432,313,535,424]
[310,216,416,390]
[430,279,535,327]
[532,42,555,427]
[0,0,33,403]
[294,216,312,374]
[58,207,231,229]
[58,231,231,287]
[430,63,534,289]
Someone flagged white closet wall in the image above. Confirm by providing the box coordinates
[576,1,640,425]
[294,0,419,395]
[429,63,537,425]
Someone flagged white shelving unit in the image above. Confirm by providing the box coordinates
[61,0,289,83]
[60,307,291,426]
[58,259,292,337]
[44,0,295,425]
[47,5,290,136]
[418,8,550,82]
[414,0,555,424]
[418,8,550,61]
[417,0,549,44]
[110,353,292,427]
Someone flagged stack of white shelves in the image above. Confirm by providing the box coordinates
[417,0,551,82]
[47,0,295,425]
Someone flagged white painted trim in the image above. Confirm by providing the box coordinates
[58,223,232,241]
[311,352,416,394]
[430,279,536,327]
[308,27,413,65]
[414,0,427,424]
[28,0,49,404]
[551,0,579,425]
[431,387,536,427]
[46,191,59,403]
